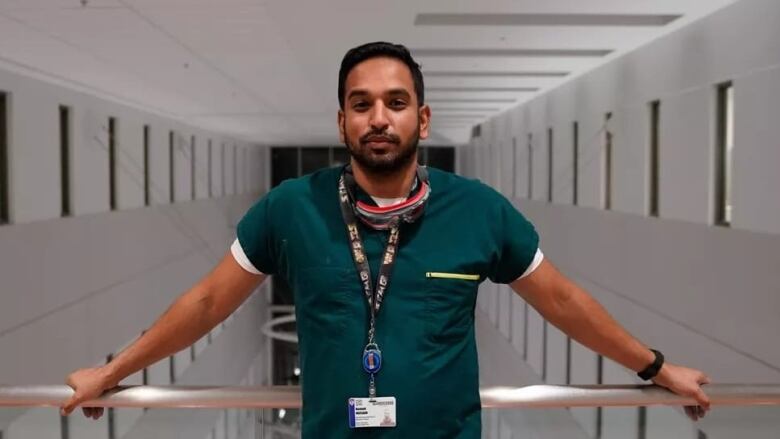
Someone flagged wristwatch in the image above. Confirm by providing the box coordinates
[637,349,665,381]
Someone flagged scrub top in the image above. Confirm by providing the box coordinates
[234,166,540,438]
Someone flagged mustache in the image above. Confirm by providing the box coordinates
[360,131,400,144]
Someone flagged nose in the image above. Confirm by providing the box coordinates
[369,101,390,132]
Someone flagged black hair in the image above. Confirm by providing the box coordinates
[338,41,424,110]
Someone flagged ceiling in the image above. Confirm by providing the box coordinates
[0,0,737,145]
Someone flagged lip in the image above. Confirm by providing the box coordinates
[364,137,396,143]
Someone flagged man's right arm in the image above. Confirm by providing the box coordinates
[61,250,266,416]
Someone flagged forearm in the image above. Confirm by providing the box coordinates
[102,285,218,385]
[536,281,654,373]
[513,262,710,418]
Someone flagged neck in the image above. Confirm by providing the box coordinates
[350,159,418,199]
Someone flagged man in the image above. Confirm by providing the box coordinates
[62,42,711,438]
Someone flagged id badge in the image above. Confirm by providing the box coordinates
[347,397,397,428]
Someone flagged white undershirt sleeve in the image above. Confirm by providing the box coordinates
[516,248,544,280]
[230,238,264,275]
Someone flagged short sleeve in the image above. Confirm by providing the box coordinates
[487,195,540,284]
[235,194,278,275]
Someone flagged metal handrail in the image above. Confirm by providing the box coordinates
[1,384,779,409]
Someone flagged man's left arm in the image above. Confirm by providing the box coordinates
[510,258,712,420]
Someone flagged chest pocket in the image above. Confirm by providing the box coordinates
[294,267,356,346]
[425,272,480,342]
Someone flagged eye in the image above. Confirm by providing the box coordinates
[352,101,369,111]
[389,99,407,109]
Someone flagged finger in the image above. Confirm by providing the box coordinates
[699,374,712,385]
[693,387,711,410]
[61,394,81,416]
[684,406,699,421]
[82,407,91,418]
[95,407,105,420]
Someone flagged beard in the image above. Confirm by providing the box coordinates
[343,122,420,176]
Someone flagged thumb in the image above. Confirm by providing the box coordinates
[61,391,84,416]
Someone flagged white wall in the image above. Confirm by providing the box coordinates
[472,0,780,235]
[0,56,271,439]
[0,62,267,225]
[468,0,780,437]
[0,194,270,438]
[0,194,260,383]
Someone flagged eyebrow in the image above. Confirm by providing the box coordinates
[346,88,412,101]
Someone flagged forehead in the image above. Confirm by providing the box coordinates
[344,57,415,96]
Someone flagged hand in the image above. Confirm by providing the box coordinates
[61,366,118,418]
[651,363,711,421]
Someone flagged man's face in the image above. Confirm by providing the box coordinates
[338,57,430,174]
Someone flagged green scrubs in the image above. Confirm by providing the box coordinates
[237,166,539,438]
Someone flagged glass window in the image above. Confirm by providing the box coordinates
[108,117,117,211]
[527,134,533,198]
[547,128,553,202]
[715,82,734,226]
[0,92,8,224]
[60,106,72,216]
[271,148,299,188]
[190,135,196,200]
[603,112,613,210]
[649,101,661,217]
[512,138,517,198]
[143,125,150,206]
[233,144,238,194]
[426,147,455,172]
[301,147,329,174]
[221,143,226,196]
[207,139,213,197]
[169,131,175,203]
[573,122,579,206]
[332,147,350,166]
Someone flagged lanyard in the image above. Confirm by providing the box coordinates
[337,173,402,398]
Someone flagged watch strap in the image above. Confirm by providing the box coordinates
[637,349,665,381]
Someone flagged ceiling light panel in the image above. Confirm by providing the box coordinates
[426,91,537,101]
[424,70,568,78]
[427,98,517,104]
[429,106,502,112]
[412,48,612,58]
[427,86,539,93]
[415,13,681,27]
[434,114,489,119]
[426,76,554,89]
[418,57,595,72]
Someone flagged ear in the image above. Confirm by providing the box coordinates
[418,105,431,140]
[337,109,346,144]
